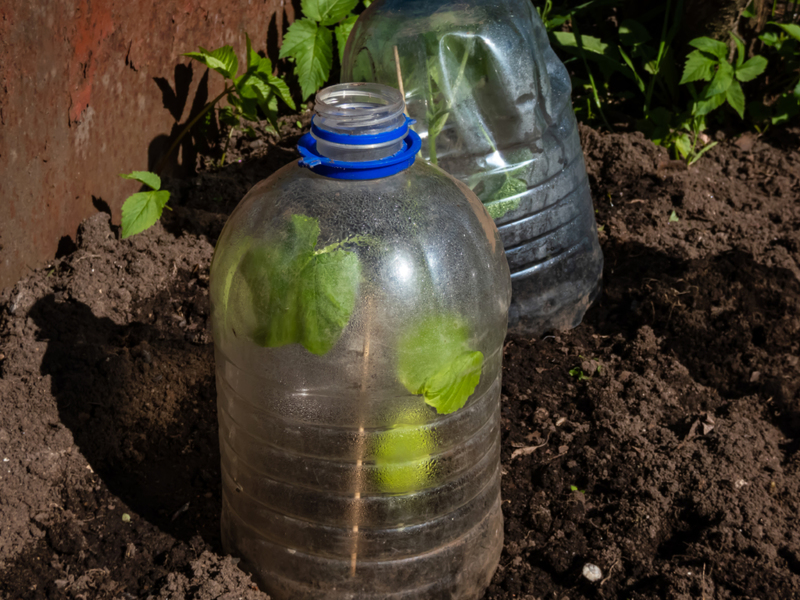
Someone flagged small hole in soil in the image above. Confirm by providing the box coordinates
[751,325,767,347]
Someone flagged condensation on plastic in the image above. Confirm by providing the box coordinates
[209,85,511,600]
[342,0,604,335]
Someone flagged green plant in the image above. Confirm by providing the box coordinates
[119,171,171,239]
[226,212,486,492]
[233,214,483,414]
[121,36,295,238]
[542,1,782,164]
[237,214,363,356]
[569,366,592,381]
[387,33,533,219]
[396,313,484,415]
[280,0,372,101]
[569,356,601,382]
[750,22,800,126]
[650,34,767,163]
[183,36,296,163]
[679,35,768,119]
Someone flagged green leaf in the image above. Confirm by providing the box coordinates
[229,88,260,122]
[267,74,297,111]
[218,106,240,128]
[184,45,238,80]
[245,34,256,72]
[771,92,800,125]
[758,31,782,48]
[731,32,745,68]
[688,37,728,60]
[422,351,484,415]
[335,14,359,66]
[427,110,450,138]
[669,210,679,222]
[260,94,281,131]
[726,79,745,119]
[706,60,734,97]
[239,214,360,355]
[618,46,645,93]
[679,50,716,84]
[694,88,727,116]
[373,423,435,493]
[673,133,692,159]
[735,55,768,82]
[121,190,171,239]
[688,141,717,166]
[279,18,334,100]
[742,1,756,18]
[484,176,527,219]
[771,22,800,43]
[302,0,359,27]
[396,314,484,415]
[619,19,651,46]
[120,171,161,190]
[552,31,609,55]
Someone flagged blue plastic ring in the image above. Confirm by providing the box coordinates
[310,115,415,146]
[297,129,422,180]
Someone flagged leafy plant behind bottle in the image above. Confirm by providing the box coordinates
[279,0,372,101]
[391,31,531,219]
[749,22,800,127]
[541,0,777,165]
[119,35,296,239]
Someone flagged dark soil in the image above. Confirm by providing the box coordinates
[1,119,799,600]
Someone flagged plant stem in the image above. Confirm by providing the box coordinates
[572,20,612,130]
[644,0,671,114]
[428,37,475,165]
[154,84,234,175]
[218,126,235,168]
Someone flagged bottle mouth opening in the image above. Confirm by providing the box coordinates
[314,83,406,136]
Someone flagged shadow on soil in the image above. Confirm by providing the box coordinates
[30,292,223,550]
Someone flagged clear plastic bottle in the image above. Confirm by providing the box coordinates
[342,0,604,335]
[209,83,510,599]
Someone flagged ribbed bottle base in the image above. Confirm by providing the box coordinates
[222,494,503,600]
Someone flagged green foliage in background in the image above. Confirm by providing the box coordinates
[537,0,798,164]
[185,35,296,162]
[750,20,800,126]
[280,0,372,100]
[121,36,296,238]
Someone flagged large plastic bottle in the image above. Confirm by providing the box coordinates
[342,0,603,335]
[209,83,510,600]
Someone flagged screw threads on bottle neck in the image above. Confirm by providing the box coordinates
[312,83,407,162]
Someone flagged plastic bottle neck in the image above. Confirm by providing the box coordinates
[312,83,407,162]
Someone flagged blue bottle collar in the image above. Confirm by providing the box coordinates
[297,116,421,180]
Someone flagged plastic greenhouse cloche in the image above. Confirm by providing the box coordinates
[343,0,604,335]
[209,83,511,600]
